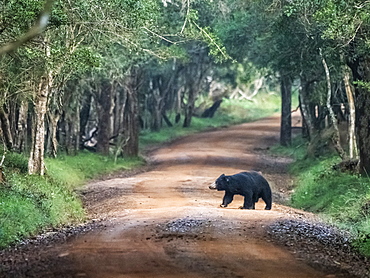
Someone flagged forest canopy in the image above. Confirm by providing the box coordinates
[0,0,369,176]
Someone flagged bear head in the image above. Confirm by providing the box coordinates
[209,174,230,191]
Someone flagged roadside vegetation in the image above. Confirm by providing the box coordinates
[0,95,280,249]
[0,151,143,248]
[272,138,370,257]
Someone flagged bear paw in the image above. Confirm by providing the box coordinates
[239,206,254,209]
[220,204,228,208]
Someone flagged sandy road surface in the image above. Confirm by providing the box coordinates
[2,115,357,277]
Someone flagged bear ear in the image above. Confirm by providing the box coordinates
[225,176,230,183]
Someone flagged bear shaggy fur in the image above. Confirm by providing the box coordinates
[209,171,272,210]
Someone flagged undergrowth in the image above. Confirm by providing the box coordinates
[272,137,370,257]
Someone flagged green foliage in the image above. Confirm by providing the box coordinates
[0,0,44,32]
[284,150,370,256]
[1,152,28,174]
[353,81,370,91]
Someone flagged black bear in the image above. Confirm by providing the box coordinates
[209,171,272,210]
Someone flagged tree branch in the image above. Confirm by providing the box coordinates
[0,0,54,56]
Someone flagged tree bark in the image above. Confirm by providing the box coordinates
[79,92,92,150]
[96,79,113,155]
[280,75,292,146]
[15,101,28,152]
[321,50,346,159]
[343,65,358,159]
[46,110,61,158]
[0,104,14,150]
[122,67,139,157]
[299,77,316,141]
[28,76,50,175]
[348,54,370,175]
[183,87,196,128]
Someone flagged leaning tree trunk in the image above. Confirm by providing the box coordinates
[122,67,140,157]
[321,50,346,159]
[280,74,292,146]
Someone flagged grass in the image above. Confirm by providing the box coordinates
[45,152,145,189]
[271,137,370,257]
[0,152,144,248]
[0,93,281,249]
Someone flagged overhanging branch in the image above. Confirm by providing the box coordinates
[0,0,54,56]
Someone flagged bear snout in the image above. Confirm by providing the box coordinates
[209,182,217,190]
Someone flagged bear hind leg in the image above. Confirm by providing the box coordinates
[261,192,272,210]
[240,195,254,209]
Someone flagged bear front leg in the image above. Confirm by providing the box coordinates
[240,195,254,209]
[221,192,234,208]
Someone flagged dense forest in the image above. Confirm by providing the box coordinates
[1,0,370,254]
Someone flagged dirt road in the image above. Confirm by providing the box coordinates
[2,114,361,277]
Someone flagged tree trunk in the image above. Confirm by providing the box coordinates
[280,75,292,146]
[0,104,14,150]
[348,53,370,174]
[355,87,370,175]
[299,78,316,140]
[28,76,50,175]
[321,50,346,159]
[79,92,92,149]
[96,79,113,155]
[343,65,358,159]
[15,101,28,152]
[46,110,61,158]
[122,67,139,157]
[183,87,195,128]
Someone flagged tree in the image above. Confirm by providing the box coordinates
[0,0,163,173]
[288,0,370,172]
[214,0,305,146]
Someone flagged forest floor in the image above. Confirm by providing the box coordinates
[1,113,369,278]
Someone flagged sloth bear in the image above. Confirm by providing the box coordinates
[209,171,272,210]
